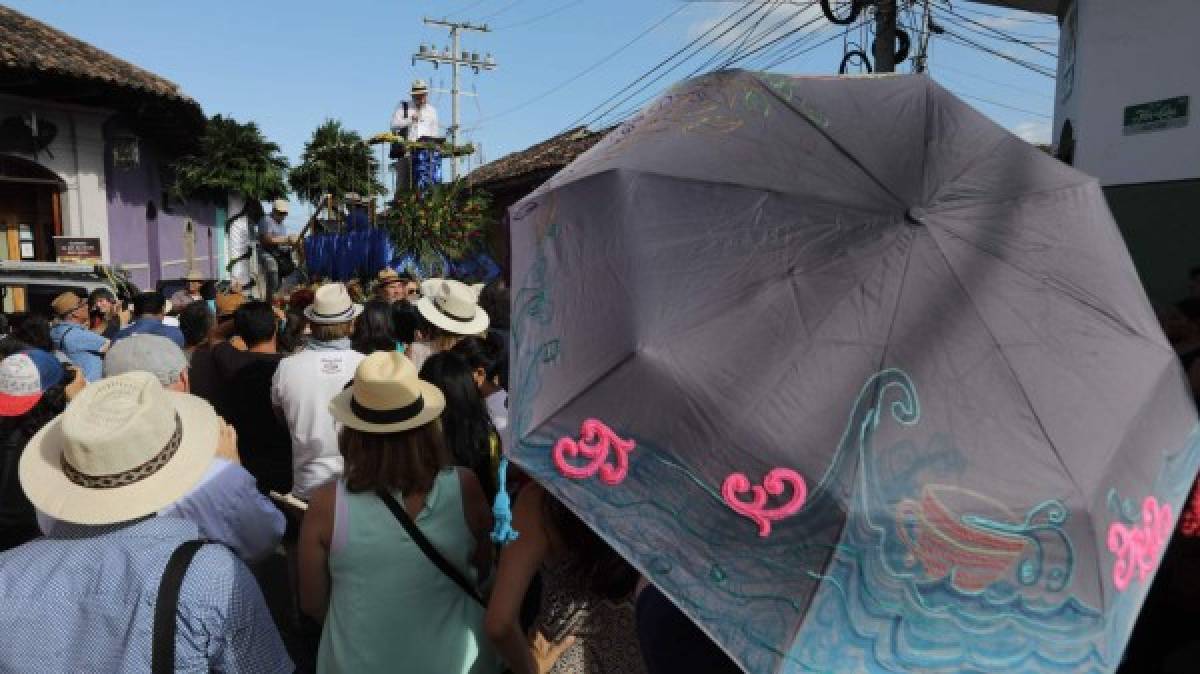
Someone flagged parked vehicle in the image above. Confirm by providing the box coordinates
[0,261,137,319]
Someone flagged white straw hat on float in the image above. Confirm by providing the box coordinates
[19,371,219,525]
[330,351,446,434]
[416,279,490,335]
[304,283,364,325]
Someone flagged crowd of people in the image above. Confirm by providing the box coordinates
[0,269,739,673]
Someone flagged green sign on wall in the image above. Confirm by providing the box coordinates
[1123,96,1189,135]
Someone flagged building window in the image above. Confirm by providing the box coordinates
[112,135,140,169]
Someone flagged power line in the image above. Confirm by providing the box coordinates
[683,1,784,78]
[951,90,1052,118]
[582,3,783,127]
[497,0,586,30]
[933,62,1054,98]
[947,2,1057,25]
[710,2,820,73]
[936,7,1057,58]
[758,20,853,70]
[466,4,687,129]
[561,0,765,131]
[478,0,524,21]
[939,28,1055,78]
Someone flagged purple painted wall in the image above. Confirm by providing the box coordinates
[104,126,217,291]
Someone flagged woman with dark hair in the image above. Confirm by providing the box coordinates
[392,301,420,352]
[351,300,398,355]
[298,351,498,673]
[419,352,499,500]
[0,349,85,551]
[87,288,126,339]
[485,483,645,674]
[8,314,52,353]
[451,334,508,432]
[177,300,215,359]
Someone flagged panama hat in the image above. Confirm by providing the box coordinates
[272,198,290,214]
[185,269,205,282]
[304,283,364,325]
[417,279,490,335]
[411,78,429,94]
[377,267,404,287]
[330,351,445,433]
[51,291,86,318]
[19,371,218,525]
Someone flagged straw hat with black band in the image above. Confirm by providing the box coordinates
[416,279,490,335]
[330,351,445,434]
[19,371,218,525]
[51,292,87,319]
[304,283,364,325]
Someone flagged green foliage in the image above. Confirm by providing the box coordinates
[380,182,491,263]
[171,114,289,204]
[288,119,385,207]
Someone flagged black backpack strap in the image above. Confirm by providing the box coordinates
[376,489,484,606]
[152,540,206,674]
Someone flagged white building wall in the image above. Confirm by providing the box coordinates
[1053,0,1200,187]
[0,95,113,260]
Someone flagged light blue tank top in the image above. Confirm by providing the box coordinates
[317,469,499,674]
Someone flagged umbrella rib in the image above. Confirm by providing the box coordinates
[924,218,1171,356]
[751,74,907,210]
[922,226,1086,499]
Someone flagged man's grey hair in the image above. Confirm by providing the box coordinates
[103,334,188,387]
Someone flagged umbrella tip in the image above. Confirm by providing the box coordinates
[905,207,928,225]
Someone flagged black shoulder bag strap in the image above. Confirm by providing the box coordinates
[377,489,484,606]
[152,540,206,674]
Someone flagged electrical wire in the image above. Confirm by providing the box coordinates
[465,4,687,130]
[684,0,783,78]
[946,1,1057,25]
[712,2,821,72]
[560,0,766,131]
[478,0,524,22]
[496,0,586,30]
[759,20,856,70]
[933,62,1054,98]
[950,90,1052,118]
[939,28,1055,78]
[936,7,1057,58]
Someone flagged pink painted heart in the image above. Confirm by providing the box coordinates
[553,419,635,486]
[722,468,808,538]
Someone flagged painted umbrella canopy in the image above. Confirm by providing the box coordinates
[504,70,1200,674]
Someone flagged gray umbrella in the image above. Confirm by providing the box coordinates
[504,71,1200,674]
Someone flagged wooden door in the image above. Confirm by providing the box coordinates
[0,182,59,312]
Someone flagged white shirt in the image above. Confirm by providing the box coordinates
[390,101,440,142]
[38,458,285,564]
[485,389,508,433]
[271,341,365,499]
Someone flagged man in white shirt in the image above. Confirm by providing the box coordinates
[271,284,365,499]
[390,79,439,141]
[390,79,441,193]
[228,199,296,300]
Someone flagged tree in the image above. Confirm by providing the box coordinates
[288,119,384,207]
[171,114,289,210]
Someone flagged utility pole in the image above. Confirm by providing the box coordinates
[413,18,497,181]
[914,0,932,73]
[873,0,898,73]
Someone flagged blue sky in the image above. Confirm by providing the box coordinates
[8,0,1058,228]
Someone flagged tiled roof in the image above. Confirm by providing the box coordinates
[467,126,611,191]
[0,4,191,103]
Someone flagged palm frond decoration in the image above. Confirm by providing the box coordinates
[171,114,289,207]
[289,119,385,207]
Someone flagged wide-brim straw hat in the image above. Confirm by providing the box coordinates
[272,198,290,214]
[411,78,429,94]
[185,269,205,282]
[377,267,404,287]
[19,371,218,525]
[417,279,490,335]
[304,283,364,325]
[330,351,445,433]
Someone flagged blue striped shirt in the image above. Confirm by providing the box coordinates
[0,516,292,673]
